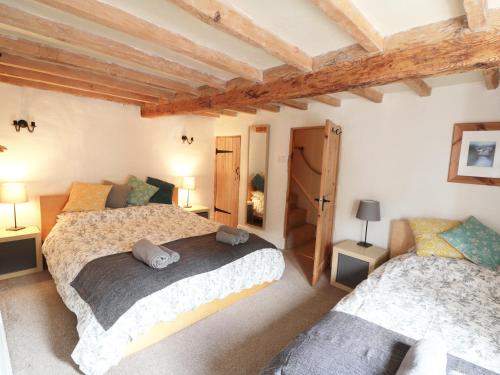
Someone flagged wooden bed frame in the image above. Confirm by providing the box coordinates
[388,219,416,259]
[39,189,272,359]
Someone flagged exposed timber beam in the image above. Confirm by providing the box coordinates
[483,68,499,89]
[0,4,225,89]
[311,95,341,107]
[221,110,238,117]
[464,0,488,31]
[349,87,383,103]
[194,111,220,118]
[141,12,500,117]
[279,99,308,110]
[311,0,384,52]
[35,0,262,82]
[402,78,432,97]
[231,106,258,114]
[169,0,313,71]
[252,103,280,113]
[0,34,197,95]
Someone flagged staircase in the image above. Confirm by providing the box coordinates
[286,193,317,249]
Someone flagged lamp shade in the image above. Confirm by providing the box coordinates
[356,200,380,221]
[182,176,196,190]
[0,183,28,204]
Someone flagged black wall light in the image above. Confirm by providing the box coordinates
[182,135,194,144]
[13,119,36,133]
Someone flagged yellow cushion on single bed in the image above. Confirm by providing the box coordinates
[409,218,464,259]
[63,182,112,212]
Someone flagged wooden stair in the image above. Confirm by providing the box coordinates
[286,192,316,249]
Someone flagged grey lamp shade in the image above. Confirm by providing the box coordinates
[356,200,380,221]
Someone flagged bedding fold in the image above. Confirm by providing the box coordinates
[132,239,180,269]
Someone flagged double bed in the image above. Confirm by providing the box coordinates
[40,190,285,375]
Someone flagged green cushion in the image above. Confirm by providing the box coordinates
[439,216,500,270]
[147,177,175,204]
[127,176,159,206]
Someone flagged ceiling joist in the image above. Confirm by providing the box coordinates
[252,103,281,113]
[349,87,383,103]
[279,99,309,110]
[231,106,258,114]
[311,95,341,107]
[483,68,499,89]
[463,0,488,31]
[402,78,432,97]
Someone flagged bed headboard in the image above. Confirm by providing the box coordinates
[40,187,178,242]
[388,219,415,258]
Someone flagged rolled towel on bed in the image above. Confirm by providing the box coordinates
[215,230,239,246]
[132,239,180,269]
[396,338,447,375]
[219,225,249,244]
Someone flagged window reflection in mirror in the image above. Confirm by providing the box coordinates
[246,125,269,228]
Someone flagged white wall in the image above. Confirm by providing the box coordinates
[0,83,216,229]
[215,82,500,248]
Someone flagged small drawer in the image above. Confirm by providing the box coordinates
[0,238,37,275]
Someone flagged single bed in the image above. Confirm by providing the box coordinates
[261,220,500,375]
[40,191,285,375]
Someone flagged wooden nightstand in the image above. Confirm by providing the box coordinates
[183,205,210,219]
[0,226,42,281]
[331,240,388,292]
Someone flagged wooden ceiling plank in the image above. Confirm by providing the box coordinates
[349,87,383,103]
[311,0,384,52]
[252,103,280,113]
[464,0,488,31]
[0,52,172,100]
[231,106,258,114]
[35,0,262,82]
[483,68,499,89]
[402,78,432,97]
[0,4,225,89]
[311,95,341,107]
[169,0,313,71]
[0,33,197,95]
[279,99,308,110]
[0,74,143,106]
[0,64,157,103]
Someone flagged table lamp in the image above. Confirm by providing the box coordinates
[356,200,380,248]
[1,182,28,231]
[182,176,195,208]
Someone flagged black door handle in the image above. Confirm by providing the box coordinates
[315,196,331,210]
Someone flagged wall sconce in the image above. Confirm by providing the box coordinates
[182,135,194,144]
[13,119,36,133]
[0,145,6,152]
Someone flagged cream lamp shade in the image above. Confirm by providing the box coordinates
[182,176,196,190]
[0,182,27,204]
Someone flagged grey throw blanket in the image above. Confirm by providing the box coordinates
[261,311,495,375]
[132,239,180,269]
[71,232,276,330]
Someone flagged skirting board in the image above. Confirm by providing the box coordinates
[237,224,285,249]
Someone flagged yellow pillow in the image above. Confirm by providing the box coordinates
[63,182,112,212]
[409,218,464,259]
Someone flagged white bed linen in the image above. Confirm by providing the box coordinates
[42,204,285,375]
[334,252,500,373]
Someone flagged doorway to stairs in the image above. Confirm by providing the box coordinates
[284,120,341,286]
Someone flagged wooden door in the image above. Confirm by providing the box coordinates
[214,136,241,227]
[312,120,342,286]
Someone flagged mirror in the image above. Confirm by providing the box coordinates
[246,124,269,228]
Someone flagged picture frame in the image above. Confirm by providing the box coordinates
[448,122,500,186]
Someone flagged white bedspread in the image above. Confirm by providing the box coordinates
[42,204,285,375]
[335,251,500,373]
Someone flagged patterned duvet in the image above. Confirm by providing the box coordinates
[42,204,285,375]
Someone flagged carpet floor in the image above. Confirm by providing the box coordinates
[0,252,346,375]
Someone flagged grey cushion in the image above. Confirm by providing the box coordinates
[103,180,132,208]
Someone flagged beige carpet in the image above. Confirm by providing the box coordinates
[0,252,346,375]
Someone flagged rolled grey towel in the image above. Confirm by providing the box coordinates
[219,225,249,244]
[216,230,239,246]
[132,239,180,269]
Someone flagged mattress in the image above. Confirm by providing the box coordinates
[42,204,285,375]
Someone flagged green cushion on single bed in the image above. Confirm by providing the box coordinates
[127,176,159,206]
[147,177,175,204]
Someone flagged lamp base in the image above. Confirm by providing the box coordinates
[183,205,192,209]
[357,241,373,248]
[6,226,25,231]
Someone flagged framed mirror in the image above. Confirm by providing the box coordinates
[246,125,270,228]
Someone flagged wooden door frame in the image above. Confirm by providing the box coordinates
[213,135,241,226]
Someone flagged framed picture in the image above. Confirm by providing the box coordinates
[448,122,500,186]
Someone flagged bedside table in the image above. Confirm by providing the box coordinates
[0,226,42,281]
[331,240,388,292]
[183,205,210,219]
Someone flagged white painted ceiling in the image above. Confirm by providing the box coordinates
[0,0,498,95]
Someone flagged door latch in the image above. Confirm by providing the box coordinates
[314,196,331,210]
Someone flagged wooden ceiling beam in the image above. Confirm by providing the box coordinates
[279,99,309,110]
[221,110,238,117]
[483,68,499,89]
[311,95,341,107]
[169,0,313,71]
[35,0,262,82]
[0,4,225,89]
[231,106,258,114]
[311,0,384,52]
[464,0,488,31]
[0,34,197,95]
[0,74,143,106]
[252,103,281,113]
[349,87,383,103]
[0,52,173,100]
[194,111,220,117]
[402,78,432,97]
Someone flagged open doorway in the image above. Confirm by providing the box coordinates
[284,120,341,286]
